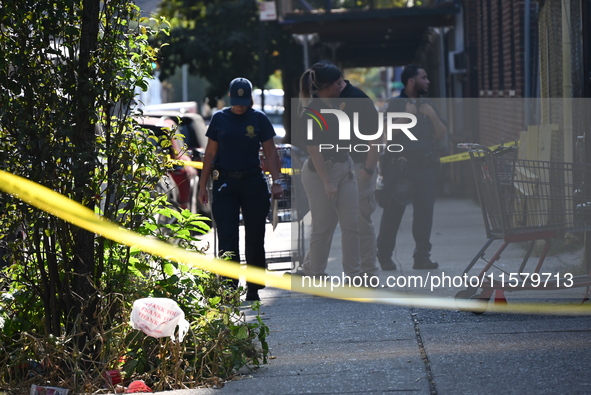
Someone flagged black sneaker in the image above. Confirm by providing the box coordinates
[378,257,397,271]
[245,289,260,301]
[291,267,308,276]
[413,258,439,270]
[290,268,329,277]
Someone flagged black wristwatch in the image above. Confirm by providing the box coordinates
[363,167,374,175]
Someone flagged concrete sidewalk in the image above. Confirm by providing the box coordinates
[158,198,591,394]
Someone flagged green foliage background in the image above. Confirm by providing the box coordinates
[0,1,267,392]
[153,0,302,104]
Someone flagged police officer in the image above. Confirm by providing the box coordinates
[198,78,283,301]
[376,65,447,270]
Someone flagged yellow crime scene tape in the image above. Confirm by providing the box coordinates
[3,148,591,314]
[174,140,519,168]
[439,140,520,163]
[171,159,203,169]
[171,158,293,175]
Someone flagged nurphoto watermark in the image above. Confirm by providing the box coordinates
[302,107,418,153]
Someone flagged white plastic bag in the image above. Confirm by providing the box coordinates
[30,385,69,395]
[130,298,189,341]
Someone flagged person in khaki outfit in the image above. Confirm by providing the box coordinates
[294,62,362,278]
[338,79,381,277]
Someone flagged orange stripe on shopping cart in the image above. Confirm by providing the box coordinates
[439,141,520,163]
[3,168,591,315]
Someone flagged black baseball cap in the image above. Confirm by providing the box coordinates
[229,77,253,106]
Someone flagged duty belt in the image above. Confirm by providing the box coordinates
[384,152,438,168]
[213,167,262,180]
[308,156,348,172]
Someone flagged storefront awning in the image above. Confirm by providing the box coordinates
[280,3,459,67]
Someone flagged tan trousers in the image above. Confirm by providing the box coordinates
[353,162,380,276]
[300,158,362,277]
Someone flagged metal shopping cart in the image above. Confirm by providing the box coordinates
[455,143,591,312]
[259,143,307,270]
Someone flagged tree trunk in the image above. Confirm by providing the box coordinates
[69,0,100,350]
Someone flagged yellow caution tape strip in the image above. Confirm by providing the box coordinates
[2,168,591,314]
[170,159,293,175]
[170,159,203,169]
[174,140,520,169]
[439,140,520,163]
[439,151,472,164]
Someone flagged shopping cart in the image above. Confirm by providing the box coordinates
[259,143,304,270]
[455,143,591,312]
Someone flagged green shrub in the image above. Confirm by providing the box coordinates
[0,1,268,392]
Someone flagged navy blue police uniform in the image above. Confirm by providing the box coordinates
[376,89,445,269]
[206,106,275,289]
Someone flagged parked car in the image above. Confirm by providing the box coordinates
[138,111,211,218]
[143,101,199,114]
[135,115,201,219]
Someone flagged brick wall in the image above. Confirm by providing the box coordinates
[464,0,541,147]
[471,0,586,162]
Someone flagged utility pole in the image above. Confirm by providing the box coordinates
[258,1,278,111]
